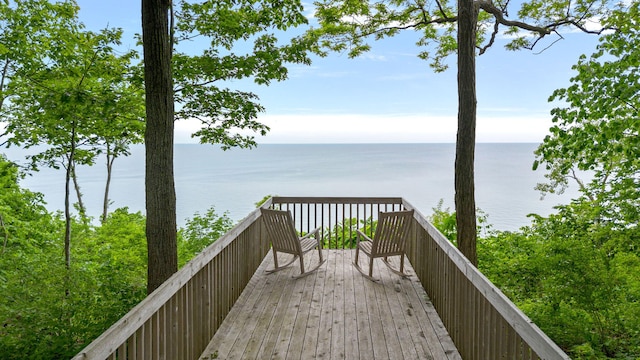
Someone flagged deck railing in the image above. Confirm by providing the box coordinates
[72,207,270,360]
[401,200,569,360]
[269,197,569,360]
[73,197,568,360]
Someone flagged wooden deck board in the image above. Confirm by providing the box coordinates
[199,250,461,360]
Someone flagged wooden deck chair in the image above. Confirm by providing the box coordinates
[354,209,414,281]
[261,208,325,278]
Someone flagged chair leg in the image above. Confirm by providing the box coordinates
[294,249,325,279]
[266,250,298,274]
[353,248,378,281]
[381,255,410,278]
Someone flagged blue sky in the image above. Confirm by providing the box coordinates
[76,1,602,144]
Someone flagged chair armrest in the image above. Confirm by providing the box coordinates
[355,229,372,245]
[301,226,322,248]
[300,226,321,240]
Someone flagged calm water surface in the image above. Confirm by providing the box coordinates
[4,143,582,231]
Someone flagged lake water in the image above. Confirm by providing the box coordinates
[3,143,582,231]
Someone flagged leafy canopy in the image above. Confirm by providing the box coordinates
[5,27,144,173]
[172,0,312,149]
[534,2,640,226]
[306,0,619,71]
[0,0,80,120]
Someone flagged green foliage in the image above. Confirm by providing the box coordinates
[178,207,234,267]
[0,156,234,358]
[5,26,144,174]
[0,156,53,246]
[322,217,376,249]
[428,199,492,245]
[482,11,640,356]
[427,187,639,357]
[534,2,640,226]
[2,3,144,226]
[0,0,80,121]
[428,199,458,242]
[172,0,312,149]
[255,194,275,208]
[0,201,149,359]
[67,209,148,355]
[479,201,640,359]
[306,0,621,71]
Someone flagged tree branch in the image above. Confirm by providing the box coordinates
[0,213,8,255]
[477,0,552,35]
[360,14,457,38]
[434,0,454,21]
[0,60,11,111]
[569,168,595,202]
[531,34,564,53]
[173,74,226,93]
[478,19,500,54]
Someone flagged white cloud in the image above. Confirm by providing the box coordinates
[476,115,552,142]
[179,113,553,144]
[287,65,320,78]
[316,70,354,78]
[362,53,388,61]
[302,2,317,21]
[377,73,429,81]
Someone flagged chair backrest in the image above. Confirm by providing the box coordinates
[372,210,414,256]
[261,208,302,254]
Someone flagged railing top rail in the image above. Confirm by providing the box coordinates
[72,207,263,360]
[269,196,404,205]
[401,199,570,360]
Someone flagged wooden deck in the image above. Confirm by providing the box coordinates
[199,249,461,360]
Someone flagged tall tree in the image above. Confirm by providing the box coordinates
[94,65,145,223]
[5,27,142,272]
[456,0,479,264]
[306,0,620,265]
[142,0,177,294]
[534,2,640,225]
[141,0,311,293]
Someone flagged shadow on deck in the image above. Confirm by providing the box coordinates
[199,250,460,360]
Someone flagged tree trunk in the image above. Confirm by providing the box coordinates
[64,131,76,272]
[63,123,77,299]
[142,0,178,294]
[455,0,478,266]
[0,213,7,254]
[71,163,86,218]
[0,60,10,112]
[102,142,115,223]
